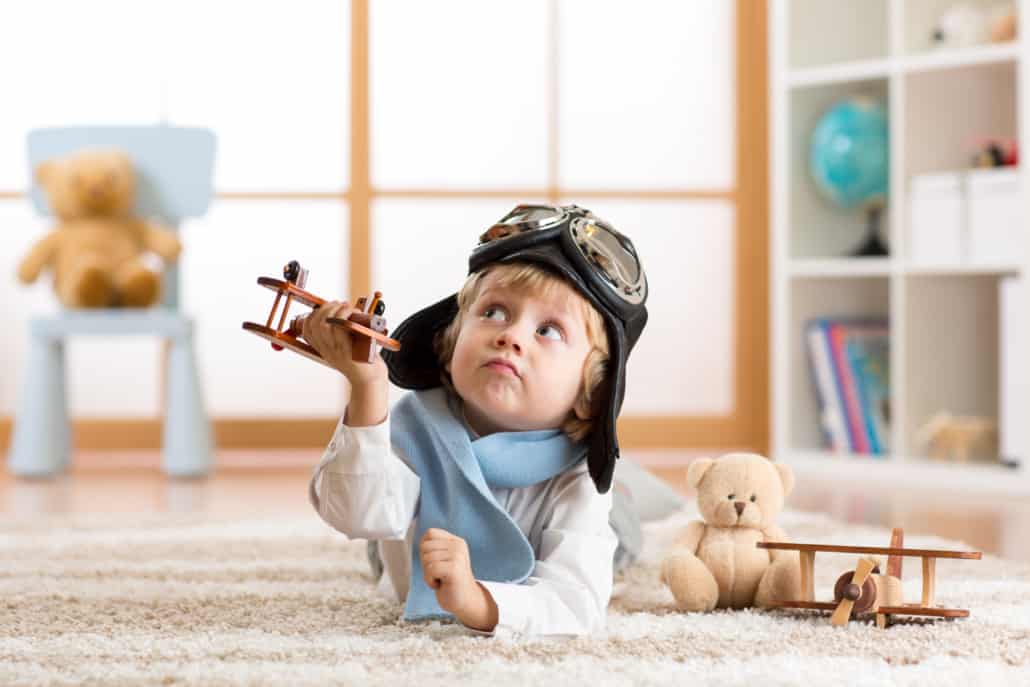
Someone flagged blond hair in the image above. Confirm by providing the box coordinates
[434,263,609,441]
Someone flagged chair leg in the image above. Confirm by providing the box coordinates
[9,337,69,477]
[163,332,213,477]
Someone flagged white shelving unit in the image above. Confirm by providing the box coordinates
[770,0,1030,487]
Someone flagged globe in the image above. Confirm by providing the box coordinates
[809,96,888,210]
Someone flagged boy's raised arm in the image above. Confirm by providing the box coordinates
[309,416,420,541]
[345,381,389,427]
[302,299,390,427]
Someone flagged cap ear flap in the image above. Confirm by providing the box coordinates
[587,424,616,494]
[775,462,795,497]
[687,457,714,489]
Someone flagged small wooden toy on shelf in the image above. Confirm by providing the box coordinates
[916,411,998,463]
[756,528,981,629]
[241,259,400,368]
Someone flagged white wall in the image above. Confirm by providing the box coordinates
[0,0,736,421]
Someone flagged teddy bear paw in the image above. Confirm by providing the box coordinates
[115,264,161,308]
[62,262,113,308]
[661,552,719,613]
[754,559,801,608]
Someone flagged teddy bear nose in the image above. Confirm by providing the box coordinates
[734,501,745,516]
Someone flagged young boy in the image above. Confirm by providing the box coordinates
[306,204,649,637]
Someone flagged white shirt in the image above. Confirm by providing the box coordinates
[308,413,617,638]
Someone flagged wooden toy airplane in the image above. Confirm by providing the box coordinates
[241,260,400,368]
[756,528,981,628]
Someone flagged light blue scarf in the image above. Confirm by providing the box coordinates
[390,388,586,621]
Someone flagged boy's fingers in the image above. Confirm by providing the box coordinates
[423,563,448,589]
[421,550,453,564]
[302,309,327,345]
[420,539,456,553]
[327,301,352,320]
[308,303,328,327]
[303,301,350,351]
[422,528,456,542]
[311,300,345,326]
[422,566,437,588]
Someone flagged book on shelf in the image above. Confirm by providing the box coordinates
[804,318,890,456]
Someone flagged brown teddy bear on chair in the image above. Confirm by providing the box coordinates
[661,452,801,612]
[16,148,182,308]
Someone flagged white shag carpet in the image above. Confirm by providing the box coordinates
[3,505,1029,687]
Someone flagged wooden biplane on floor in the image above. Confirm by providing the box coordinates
[757,528,981,628]
[241,260,400,368]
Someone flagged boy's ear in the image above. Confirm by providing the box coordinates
[573,394,591,421]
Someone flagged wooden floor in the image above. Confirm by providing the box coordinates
[3,450,1029,562]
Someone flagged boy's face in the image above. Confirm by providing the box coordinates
[448,271,594,436]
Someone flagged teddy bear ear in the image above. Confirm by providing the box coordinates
[687,457,714,489]
[34,160,56,186]
[774,462,795,496]
[109,150,134,171]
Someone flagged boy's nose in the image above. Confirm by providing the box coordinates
[495,330,522,353]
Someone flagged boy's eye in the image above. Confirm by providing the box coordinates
[537,323,564,341]
[482,306,508,321]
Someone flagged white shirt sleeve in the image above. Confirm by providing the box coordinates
[478,471,617,637]
[308,415,421,541]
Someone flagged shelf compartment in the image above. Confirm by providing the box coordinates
[790,79,891,259]
[788,0,888,69]
[902,0,1016,57]
[904,61,1016,178]
[903,274,1001,461]
[789,277,890,453]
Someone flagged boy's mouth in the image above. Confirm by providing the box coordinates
[483,357,520,378]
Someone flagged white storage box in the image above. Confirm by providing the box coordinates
[967,168,1023,267]
[909,172,964,265]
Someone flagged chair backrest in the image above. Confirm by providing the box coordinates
[27,126,217,309]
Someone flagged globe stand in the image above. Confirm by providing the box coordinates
[851,205,889,257]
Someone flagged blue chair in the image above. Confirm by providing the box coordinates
[8,126,217,478]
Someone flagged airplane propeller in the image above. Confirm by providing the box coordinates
[830,556,878,627]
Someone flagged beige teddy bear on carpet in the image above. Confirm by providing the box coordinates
[17,148,181,308]
[660,452,800,612]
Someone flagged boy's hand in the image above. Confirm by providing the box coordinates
[420,528,498,632]
[302,300,388,387]
[302,300,389,426]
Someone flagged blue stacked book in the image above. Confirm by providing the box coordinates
[804,318,890,455]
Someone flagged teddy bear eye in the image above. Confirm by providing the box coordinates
[727,494,735,500]
[750,494,757,502]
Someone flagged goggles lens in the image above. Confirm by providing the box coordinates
[569,217,646,305]
[479,204,566,244]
